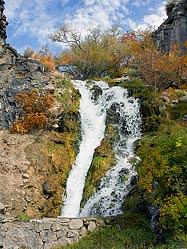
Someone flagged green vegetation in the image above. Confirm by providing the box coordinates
[51,25,127,79]
[58,213,187,249]
[24,77,81,218]
[21,27,187,247]
[55,75,80,113]
[17,214,31,221]
[136,124,187,235]
[61,213,156,249]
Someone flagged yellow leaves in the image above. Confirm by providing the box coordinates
[175,139,182,147]
[52,26,129,78]
[147,188,152,194]
[33,53,56,72]
[159,194,187,232]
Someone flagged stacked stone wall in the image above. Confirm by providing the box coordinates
[0,215,117,249]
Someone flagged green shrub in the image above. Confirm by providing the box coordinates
[160,195,187,234]
[136,124,187,234]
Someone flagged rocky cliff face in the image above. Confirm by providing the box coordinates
[154,0,187,53]
[0,0,8,46]
[0,1,53,130]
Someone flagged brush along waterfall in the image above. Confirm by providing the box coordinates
[61,80,141,217]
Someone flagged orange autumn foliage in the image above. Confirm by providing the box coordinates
[122,30,187,90]
[60,51,73,66]
[33,54,56,72]
[9,89,55,134]
[29,46,56,72]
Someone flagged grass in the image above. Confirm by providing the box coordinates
[17,214,31,221]
[56,217,187,249]
[60,213,157,249]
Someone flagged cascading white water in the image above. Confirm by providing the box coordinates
[61,80,141,218]
[61,80,108,217]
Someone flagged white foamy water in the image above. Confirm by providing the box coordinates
[60,80,141,217]
[60,80,108,217]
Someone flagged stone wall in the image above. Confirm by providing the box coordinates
[0,215,116,249]
[154,0,187,54]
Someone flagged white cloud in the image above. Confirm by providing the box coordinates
[4,0,24,19]
[130,3,167,30]
[5,0,58,44]
[63,0,130,33]
[146,4,167,28]
[85,0,96,6]
[4,0,167,52]
[131,0,152,8]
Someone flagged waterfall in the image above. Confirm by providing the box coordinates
[60,80,141,218]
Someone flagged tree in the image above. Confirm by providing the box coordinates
[24,47,35,58]
[24,45,56,73]
[122,30,187,90]
[51,25,127,79]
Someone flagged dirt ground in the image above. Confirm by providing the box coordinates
[0,130,36,216]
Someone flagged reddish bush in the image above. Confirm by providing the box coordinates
[9,89,55,134]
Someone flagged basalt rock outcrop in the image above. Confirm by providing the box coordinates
[0,0,7,44]
[154,0,187,54]
[0,1,54,130]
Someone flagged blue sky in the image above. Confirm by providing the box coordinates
[4,0,167,55]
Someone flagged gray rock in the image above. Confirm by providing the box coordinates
[67,230,79,239]
[0,202,5,213]
[88,221,97,231]
[183,114,187,121]
[40,229,57,242]
[69,219,83,230]
[80,226,87,237]
[0,1,62,131]
[56,228,68,239]
[154,0,187,54]
[0,216,117,248]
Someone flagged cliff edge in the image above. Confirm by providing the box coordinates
[154,0,187,53]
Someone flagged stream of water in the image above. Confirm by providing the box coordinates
[60,80,141,217]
